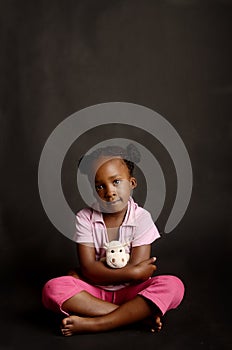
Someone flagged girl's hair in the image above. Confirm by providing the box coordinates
[79,143,141,178]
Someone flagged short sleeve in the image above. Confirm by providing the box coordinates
[132,208,160,247]
[73,208,94,244]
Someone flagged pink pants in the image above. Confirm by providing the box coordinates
[42,275,184,316]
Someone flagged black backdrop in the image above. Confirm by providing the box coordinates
[0,1,231,349]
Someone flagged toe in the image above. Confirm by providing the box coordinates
[61,328,72,336]
[150,315,162,332]
[62,318,68,327]
[62,317,72,327]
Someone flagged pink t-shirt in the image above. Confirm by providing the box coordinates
[73,197,160,290]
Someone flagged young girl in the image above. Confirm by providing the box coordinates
[42,144,185,336]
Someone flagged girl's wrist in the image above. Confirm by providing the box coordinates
[124,264,137,282]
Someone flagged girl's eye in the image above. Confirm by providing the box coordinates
[114,179,121,185]
[95,185,104,191]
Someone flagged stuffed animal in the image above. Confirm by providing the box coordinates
[102,240,130,269]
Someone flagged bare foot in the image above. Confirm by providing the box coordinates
[61,315,97,336]
[151,315,162,332]
[61,314,162,336]
[143,315,162,333]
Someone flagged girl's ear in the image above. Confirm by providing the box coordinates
[130,177,137,189]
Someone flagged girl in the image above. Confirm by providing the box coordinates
[42,144,184,336]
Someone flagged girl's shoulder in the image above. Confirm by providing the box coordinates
[76,206,103,225]
[129,197,153,222]
[131,198,151,216]
[76,207,93,221]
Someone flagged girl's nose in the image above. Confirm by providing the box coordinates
[105,185,116,199]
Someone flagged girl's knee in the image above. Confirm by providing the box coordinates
[42,276,77,312]
[155,275,185,304]
[169,275,185,298]
[42,276,76,301]
[43,276,72,291]
[164,275,185,308]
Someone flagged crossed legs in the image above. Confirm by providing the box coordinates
[61,291,162,336]
[42,275,184,336]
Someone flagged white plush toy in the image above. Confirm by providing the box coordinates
[103,240,130,269]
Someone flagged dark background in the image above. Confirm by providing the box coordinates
[0,1,231,349]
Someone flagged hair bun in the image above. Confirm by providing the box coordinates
[126,144,141,163]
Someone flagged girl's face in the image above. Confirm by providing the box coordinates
[93,157,137,214]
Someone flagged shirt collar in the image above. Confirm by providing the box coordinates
[91,197,137,226]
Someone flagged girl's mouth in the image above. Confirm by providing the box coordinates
[106,200,121,205]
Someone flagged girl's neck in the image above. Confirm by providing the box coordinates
[103,206,127,228]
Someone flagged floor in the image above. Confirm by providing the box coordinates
[1,229,230,350]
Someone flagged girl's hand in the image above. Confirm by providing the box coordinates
[131,257,157,282]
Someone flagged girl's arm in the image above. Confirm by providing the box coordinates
[77,243,157,285]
